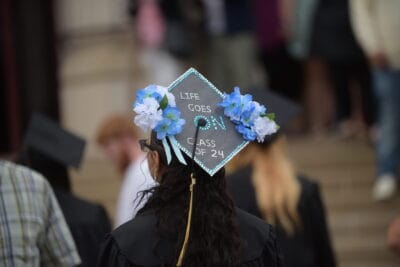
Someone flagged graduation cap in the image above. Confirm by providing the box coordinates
[248,88,301,129]
[134,68,281,176]
[23,113,86,169]
[167,68,251,177]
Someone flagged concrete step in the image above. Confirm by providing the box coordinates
[334,233,398,264]
[288,137,374,167]
[323,190,400,212]
[329,215,396,238]
[286,137,400,267]
[304,164,375,185]
[340,259,399,267]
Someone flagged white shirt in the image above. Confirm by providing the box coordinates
[350,0,400,68]
[114,156,156,228]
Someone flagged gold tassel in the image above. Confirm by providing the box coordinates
[176,173,196,266]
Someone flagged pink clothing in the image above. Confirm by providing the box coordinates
[253,0,284,52]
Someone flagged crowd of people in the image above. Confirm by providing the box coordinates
[130,0,400,200]
[0,0,399,266]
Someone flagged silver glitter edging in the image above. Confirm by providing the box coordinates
[166,67,250,176]
[169,137,249,176]
[168,68,224,97]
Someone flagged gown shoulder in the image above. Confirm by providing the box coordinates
[97,209,284,267]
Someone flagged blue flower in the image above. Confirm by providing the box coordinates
[240,102,257,127]
[218,86,278,143]
[168,118,185,135]
[163,106,181,121]
[135,84,163,106]
[155,118,172,140]
[219,87,252,122]
[154,106,185,140]
[235,124,257,141]
[241,101,266,127]
[155,117,186,140]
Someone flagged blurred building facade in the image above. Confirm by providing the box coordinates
[0,0,142,159]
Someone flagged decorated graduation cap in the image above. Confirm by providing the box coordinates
[23,112,86,168]
[133,68,278,176]
[132,68,278,266]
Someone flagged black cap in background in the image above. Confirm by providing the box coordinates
[23,113,86,168]
[249,88,302,129]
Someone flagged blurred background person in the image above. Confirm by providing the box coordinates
[202,0,258,91]
[96,113,156,227]
[254,0,303,102]
[0,160,81,267]
[285,0,334,135]
[227,89,336,267]
[310,0,375,139]
[350,0,400,201]
[18,113,111,267]
[158,0,194,61]
[128,0,185,86]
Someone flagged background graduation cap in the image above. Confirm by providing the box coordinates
[249,88,302,130]
[22,112,86,169]
[246,88,301,146]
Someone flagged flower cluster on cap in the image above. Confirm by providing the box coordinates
[219,87,279,142]
[133,84,185,140]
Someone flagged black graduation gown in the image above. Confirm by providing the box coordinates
[310,0,365,63]
[227,167,336,267]
[55,190,112,267]
[97,208,284,266]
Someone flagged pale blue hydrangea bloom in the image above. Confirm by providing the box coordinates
[219,87,278,142]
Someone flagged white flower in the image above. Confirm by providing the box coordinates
[133,97,163,131]
[252,117,278,142]
[156,85,176,107]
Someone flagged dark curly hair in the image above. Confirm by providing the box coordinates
[138,133,241,266]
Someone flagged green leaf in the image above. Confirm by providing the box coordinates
[266,113,276,120]
[159,95,168,110]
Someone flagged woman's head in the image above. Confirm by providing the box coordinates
[139,132,241,266]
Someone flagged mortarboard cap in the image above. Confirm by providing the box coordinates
[166,68,249,176]
[23,113,86,168]
[133,68,280,176]
[249,88,301,129]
